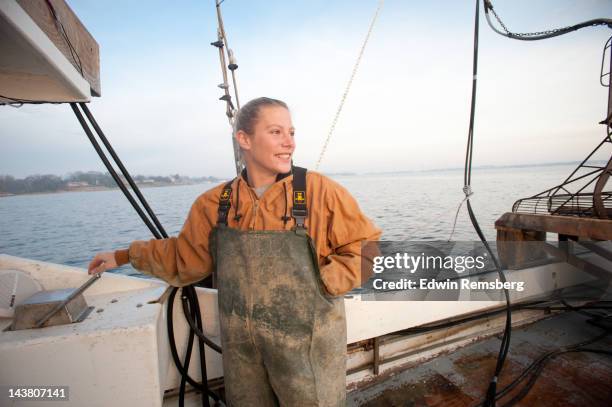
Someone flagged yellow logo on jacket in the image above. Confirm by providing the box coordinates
[294,191,305,204]
[220,190,230,201]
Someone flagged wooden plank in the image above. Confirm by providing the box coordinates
[16,0,100,96]
[0,0,91,102]
[496,227,547,269]
[495,212,612,241]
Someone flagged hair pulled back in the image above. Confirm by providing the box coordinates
[233,97,288,135]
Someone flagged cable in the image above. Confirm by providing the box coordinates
[44,0,84,76]
[167,288,222,403]
[394,299,612,338]
[70,103,163,239]
[78,103,169,238]
[471,4,612,401]
[71,102,219,405]
[460,2,512,406]
[179,311,195,407]
[495,330,612,407]
[182,289,223,353]
[466,301,612,407]
[483,0,612,42]
[189,286,215,407]
[394,300,543,336]
[0,94,62,106]
[182,286,219,407]
[500,348,612,407]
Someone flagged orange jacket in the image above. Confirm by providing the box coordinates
[115,170,381,296]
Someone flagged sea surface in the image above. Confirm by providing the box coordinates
[0,164,576,278]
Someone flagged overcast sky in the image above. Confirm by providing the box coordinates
[1,0,611,178]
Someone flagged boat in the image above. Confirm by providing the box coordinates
[1,1,611,406]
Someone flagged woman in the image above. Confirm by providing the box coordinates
[88,97,381,407]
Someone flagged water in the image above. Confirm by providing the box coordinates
[0,164,575,277]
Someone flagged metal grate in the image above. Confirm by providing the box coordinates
[513,192,612,217]
[512,127,612,219]
[513,37,612,219]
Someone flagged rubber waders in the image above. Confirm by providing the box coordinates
[212,226,347,407]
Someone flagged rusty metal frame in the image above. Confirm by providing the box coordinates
[513,37,612,219]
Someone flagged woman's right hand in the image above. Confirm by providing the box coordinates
[88,252,118,275]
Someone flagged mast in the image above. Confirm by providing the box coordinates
[212,0,243,176]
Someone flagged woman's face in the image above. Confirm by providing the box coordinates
[238,105,296,177]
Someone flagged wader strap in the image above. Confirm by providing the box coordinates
[291,166,308,229]
[217,179,235,226]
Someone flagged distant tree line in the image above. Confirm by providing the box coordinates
[0,171,222,195]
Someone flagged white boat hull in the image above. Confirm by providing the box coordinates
[0,252,603,406]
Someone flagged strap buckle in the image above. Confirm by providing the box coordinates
[292,208,308,229]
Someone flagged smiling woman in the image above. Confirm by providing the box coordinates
[87,96,381,406]
[233,97,295,189]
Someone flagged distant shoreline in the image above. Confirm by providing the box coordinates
[0,181,220,198]
[324,160,590,177]
[0,160,595,197]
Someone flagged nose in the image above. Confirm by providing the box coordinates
[282,131,295,149]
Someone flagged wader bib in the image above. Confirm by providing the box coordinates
[212,167,347,407]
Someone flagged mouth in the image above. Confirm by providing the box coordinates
[275,153,292,161]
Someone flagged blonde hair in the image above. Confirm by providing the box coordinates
[233,97,288,136]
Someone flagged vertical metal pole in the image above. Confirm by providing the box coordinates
[606,39,612,125]
[373,337,380,375]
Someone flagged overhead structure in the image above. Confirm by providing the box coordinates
[0,0,100,104]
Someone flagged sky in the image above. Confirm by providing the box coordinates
[1,0,611,179]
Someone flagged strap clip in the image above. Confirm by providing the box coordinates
[291,208,308,229]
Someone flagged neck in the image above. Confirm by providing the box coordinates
[244,163,278,188]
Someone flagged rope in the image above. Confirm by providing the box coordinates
[447,186,473,242]
[314,0,384,171]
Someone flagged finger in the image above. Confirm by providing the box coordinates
[88,255,102,272]
[93,264,106,275]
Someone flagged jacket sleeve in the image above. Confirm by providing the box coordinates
[123,192,216,287]
[318,181,382,296]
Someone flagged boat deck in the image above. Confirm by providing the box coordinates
[349,311,612,406]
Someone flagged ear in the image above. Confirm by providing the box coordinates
[235,130,252,151]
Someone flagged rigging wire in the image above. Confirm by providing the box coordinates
[314,0,384,171]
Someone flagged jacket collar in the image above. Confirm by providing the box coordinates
[240,167,292,187]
